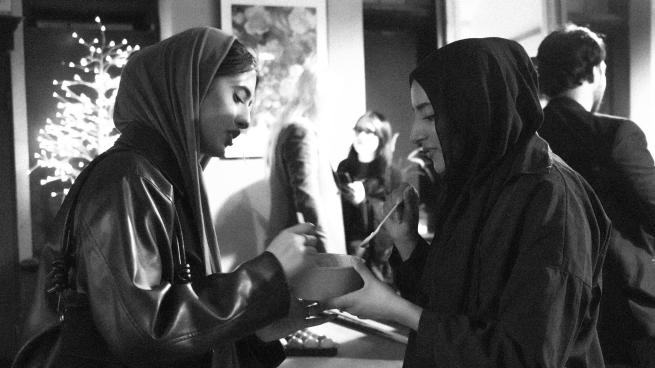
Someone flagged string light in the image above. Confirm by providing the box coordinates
[31,16,141,198]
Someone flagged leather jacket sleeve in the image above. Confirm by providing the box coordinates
[72,153,290,365]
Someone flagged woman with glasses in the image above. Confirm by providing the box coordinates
[337,111,401,285]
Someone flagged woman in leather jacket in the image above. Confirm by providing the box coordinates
[17,27,325,368]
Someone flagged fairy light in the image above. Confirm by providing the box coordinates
[31,16,141,198]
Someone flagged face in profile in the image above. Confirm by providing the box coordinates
[409,81,445,174]
[199,70,257,158]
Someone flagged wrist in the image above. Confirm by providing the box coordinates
[395,232,422,261]
[390,295,422,331]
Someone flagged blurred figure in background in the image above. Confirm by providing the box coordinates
[267,64,346,254]
[537,25,655,368]
[337,111,401,285]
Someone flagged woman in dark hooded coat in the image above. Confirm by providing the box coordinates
[327,38,611,367]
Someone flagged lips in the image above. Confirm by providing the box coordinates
[226,130,241,146]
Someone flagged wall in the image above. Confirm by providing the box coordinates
[160,0,365,270]
[444,0,550,56]
[11,0,31,262]
[159,0,219,39]
[1,10,21,365]
[630,0,655,147]
[364,28,417,181]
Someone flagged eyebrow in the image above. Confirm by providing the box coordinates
[414,102,433,114]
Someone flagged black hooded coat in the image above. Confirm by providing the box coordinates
[392,38,611,367]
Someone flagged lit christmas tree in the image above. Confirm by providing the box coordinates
[32,16,140,197]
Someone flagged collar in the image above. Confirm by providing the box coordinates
[546,95,589,114]
[508,134,553,177]
[114,124,187,198]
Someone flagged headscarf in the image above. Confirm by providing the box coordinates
[113,27,237,275]
[410,37,542,194]
[407,38,545,315]
[410,38,543,223]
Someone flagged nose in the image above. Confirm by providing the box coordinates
[235,106,251,130]
[409,119,425,146]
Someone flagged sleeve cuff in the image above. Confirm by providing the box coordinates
[236,335,286,367]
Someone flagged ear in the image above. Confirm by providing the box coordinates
[591,63,605,84]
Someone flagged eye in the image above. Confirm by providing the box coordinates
[423,115,436,122]
[233,93,244,104]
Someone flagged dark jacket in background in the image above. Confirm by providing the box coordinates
[540,96,655,367]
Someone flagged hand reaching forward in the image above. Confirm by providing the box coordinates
[384,183,421,261]
[256,297,333,342]
[324,259,422,330]
[267,223,319,281]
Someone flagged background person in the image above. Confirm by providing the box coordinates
[266,65,346,255]
[537,25,655,368]
[337,110,401,284]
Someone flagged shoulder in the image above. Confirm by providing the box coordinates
[532,153,595,203]
[280,121,311,136]
[592,114,650,149]
[596,114,645,137]
[509,157,608,283]
[77,150,175,206]
[277,121,317,150]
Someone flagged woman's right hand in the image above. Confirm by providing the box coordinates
[341,180,366,205]
[267,223,319,281]
[384,183,420,261]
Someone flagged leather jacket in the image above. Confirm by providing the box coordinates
[21,128,289,368]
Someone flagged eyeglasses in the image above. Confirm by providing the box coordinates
[354,127,376,135]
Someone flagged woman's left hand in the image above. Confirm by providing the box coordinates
[324,259,400,322]
[255,297,333,342]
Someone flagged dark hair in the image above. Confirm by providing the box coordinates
[216,39,257,76]
[536,25,606,98]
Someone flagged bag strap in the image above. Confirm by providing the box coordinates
[45,148,120,320]
[172,209,192,284]
[45,147,192,321]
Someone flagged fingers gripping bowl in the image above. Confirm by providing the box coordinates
[291,254,364,301]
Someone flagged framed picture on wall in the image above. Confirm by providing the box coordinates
[220,0,327,159]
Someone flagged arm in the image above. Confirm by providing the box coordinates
[612,120,655,233]
[76,171,290,366]
[407,178,605,367]
[332,176,605,367]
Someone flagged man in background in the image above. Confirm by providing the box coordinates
[537,25,655,368]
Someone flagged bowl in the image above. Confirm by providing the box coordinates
[290,254,364,301]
